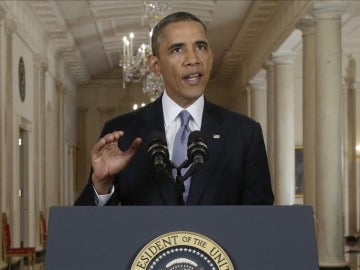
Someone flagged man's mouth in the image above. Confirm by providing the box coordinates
[183,73,203,83]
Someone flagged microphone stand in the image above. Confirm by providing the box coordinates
[158,160,185,205]
[164,159,196,206]
[175,172,185,205]
[174,159,191,205]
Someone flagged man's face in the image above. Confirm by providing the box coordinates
[149,21,214,108]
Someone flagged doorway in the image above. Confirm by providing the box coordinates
[19,127,29,246]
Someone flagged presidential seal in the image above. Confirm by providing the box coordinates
[131,231,234,270]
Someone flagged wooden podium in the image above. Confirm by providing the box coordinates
[44,205,318,270]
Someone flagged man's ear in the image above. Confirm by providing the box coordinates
[148,55,161,76]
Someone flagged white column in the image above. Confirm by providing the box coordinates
[0,7,7,269]
[39,61,48,212]
[32,54,41,250]
[343,55,358,236]
[313,2,348,268]
[297,18,317,210]
[55,80,66,205]
[4,18,17,213]
[32,54,49,248]
[249,78,267,146]
[264,61,275,191]
[0,5,6,208]
[271,51,297,205]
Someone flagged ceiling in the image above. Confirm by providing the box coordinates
[26,0,280,83]
[27,0,360,85]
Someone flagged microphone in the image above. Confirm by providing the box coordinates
[147,132,171,174]
[181,130,208,181]
[188,130,208,169]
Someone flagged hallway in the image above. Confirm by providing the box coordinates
[1,1,360,269]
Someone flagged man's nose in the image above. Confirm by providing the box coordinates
[184,49,200,66]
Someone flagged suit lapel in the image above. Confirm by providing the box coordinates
[187,101,225,205]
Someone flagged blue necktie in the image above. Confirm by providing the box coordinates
[172,110,192,203]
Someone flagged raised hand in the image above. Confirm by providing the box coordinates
[91,131,142,194]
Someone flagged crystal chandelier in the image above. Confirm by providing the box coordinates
[119,1,172,102]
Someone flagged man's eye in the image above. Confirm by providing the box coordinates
[197,44,207,50]
[171,47,182,53]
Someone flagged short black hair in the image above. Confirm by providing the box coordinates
[151,11,208,57]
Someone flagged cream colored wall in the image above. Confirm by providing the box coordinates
[0,1,78,264]
[11,31,36,247]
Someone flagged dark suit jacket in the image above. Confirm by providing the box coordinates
[75,97,274,206]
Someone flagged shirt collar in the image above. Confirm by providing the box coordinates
[162,90,204,128]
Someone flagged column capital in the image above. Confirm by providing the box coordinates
[296,17,316,35]
[41,61,49,73]
[33,53,49,72]
[249,78,266,92]
[344,55,357,87]
[55,79,67,95]
[33,53,42,67]
[263,60,274,72]
[312,1,347,19]
[271,50,297,65]
[4,18,16,35]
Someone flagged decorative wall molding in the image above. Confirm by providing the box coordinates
[217,0,313,83]
[249,1,313,79]
[28,0,90,82]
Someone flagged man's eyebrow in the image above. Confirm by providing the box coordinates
[168,42,184,52]
[195,40,209,46]
[167,40,209,52]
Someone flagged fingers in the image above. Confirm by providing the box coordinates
[92,131,124,153]
[90,133,142,181]
[91,131,142,156]
[99,131,123,144]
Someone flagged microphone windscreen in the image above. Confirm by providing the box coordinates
[147,131,170,173]
[187,130,203,145]
[187,130,208,162]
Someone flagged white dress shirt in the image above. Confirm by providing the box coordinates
[162,90,203,159]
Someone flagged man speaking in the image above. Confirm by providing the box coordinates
[75,11,274,206]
